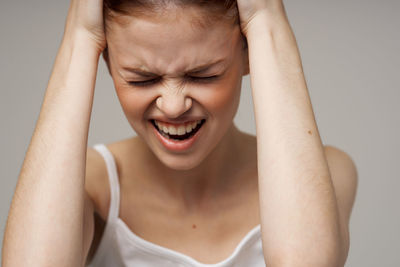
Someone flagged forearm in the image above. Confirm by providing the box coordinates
[2,34,100,266]
[247,11,342,266]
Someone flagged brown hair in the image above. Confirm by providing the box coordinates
[103,0,239,27]
[102,0,246,72]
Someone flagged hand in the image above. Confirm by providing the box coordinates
[63,0,106,53]
[236,0,285,36]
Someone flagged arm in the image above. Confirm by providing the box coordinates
[239,3,345,267]
[2,0,105,265]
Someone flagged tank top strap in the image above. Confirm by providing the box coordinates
[92,144,120,223]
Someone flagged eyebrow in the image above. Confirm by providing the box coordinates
[122,59,226,77]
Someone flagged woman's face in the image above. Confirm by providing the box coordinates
[105,6,249,170]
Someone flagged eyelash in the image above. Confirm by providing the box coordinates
[128,75,220,87]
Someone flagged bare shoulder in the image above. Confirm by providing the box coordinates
[323,145,358,221]
[85,138,135,216]
[83,145,113,266]
[85,147,110,218]
[323,145,358,260]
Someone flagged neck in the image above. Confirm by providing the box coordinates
[137,123,244,212]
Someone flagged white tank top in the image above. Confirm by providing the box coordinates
[89,143,266,267]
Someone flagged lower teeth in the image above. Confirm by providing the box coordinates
[163,130,193,141]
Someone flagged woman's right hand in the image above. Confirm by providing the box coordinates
[63,0,106,53]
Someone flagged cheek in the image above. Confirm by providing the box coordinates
[200,86,236,112]
[194,72,241,115]
[114,83,153,122]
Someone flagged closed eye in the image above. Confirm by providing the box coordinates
[187,75,219,83]
[128,75,220,87]
[128,78,161,87]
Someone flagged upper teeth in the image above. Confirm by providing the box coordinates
[155,120,202,135]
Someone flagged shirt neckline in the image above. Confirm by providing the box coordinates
[115,217,262,267]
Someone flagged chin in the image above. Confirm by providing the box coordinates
[157,153,204,171]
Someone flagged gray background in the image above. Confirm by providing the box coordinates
[1,0,399,266]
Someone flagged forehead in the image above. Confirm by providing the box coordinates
[106,6,241,75]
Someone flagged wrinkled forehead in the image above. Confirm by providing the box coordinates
[105,7,242,75]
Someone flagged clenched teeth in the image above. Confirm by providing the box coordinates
[155,120,202,136]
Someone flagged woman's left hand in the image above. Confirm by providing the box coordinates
[236,0,285,37]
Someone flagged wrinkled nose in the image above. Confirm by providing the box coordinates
[156,92,192,119]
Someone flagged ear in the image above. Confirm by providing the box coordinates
[102,46,112,75]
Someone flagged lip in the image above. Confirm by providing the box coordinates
[150,119,205,152]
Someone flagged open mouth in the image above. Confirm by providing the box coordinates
[150,119,206,141]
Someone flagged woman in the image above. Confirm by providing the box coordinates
[3,0,358,266]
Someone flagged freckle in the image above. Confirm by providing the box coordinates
[308,130,312,135]
[192,224,197,229]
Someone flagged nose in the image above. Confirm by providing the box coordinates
[156,91,192,119]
